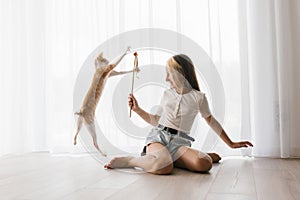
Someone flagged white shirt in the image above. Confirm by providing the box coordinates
[157,89,211,133]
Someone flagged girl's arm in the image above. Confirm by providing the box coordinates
[205,115,253,148]
[128,93,160,126]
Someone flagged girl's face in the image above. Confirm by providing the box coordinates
[166,67,174,88]
[166,66,180,90]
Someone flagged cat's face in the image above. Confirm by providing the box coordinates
[96,52,109,67]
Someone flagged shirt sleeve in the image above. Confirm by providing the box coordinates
[199,93,211,118]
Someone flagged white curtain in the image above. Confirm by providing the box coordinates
[0,0,47,154]
[1,0,299,158]
[238,0,300,158]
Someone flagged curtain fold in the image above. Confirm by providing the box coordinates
[0,0,47,154]
[239,0,298,157]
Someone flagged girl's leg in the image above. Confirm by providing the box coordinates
[104,142,174,175]
[173,146,216,173]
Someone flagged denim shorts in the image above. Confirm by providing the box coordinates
[141,125,193,161]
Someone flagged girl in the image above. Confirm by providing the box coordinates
[104,54,253,174]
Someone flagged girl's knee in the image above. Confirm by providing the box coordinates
[151,163,173,175]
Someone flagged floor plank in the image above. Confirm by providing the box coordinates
[0,153,299,200]
[252,158,300,200]
[207,157,256,197]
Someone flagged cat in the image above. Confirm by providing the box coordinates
[74,47,135,156]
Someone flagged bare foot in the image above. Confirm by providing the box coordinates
[208,153,221,163]
[104,156,134,169]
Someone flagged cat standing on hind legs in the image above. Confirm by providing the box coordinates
[74,47,134,156]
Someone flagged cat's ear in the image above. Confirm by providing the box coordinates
[99,52,103,58]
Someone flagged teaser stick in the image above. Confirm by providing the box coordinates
[130,52,138,118]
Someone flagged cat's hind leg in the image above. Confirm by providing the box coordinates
[74,115,84,145]
[85,122,107,157]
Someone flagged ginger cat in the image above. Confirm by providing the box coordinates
[74,48,134,156]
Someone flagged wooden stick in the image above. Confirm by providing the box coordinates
[130,52,138,118]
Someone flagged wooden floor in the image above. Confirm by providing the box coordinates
[0,153,300,200]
